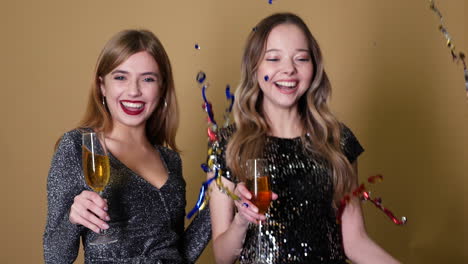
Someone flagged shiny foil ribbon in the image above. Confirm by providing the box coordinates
[187,72,239,219]
[337,175,407,225]
[429,0,467,96]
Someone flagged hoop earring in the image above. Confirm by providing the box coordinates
[102,96,106,106]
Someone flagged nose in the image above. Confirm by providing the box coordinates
[281,58,297,75]
[128,79,142,97]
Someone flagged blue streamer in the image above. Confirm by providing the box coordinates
[202,85,217,125]
[187,172,217,219]
[225,85,235,113]
[201,163,211,173]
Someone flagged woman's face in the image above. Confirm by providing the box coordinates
[257,23,313,111]
[100,51,161,129]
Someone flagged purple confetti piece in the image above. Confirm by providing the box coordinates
[264,75,269,82]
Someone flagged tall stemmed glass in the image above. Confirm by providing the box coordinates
[82,132,117,245]
[245,159,272,264]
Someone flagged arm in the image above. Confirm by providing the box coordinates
[209,175,267,264]
[43,132,85,264]
[182,205,212,263]
[164,150,210,264]
[341,161,400,264]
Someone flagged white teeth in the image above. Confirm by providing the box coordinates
[121,101,144,109]
[275,81,297,87]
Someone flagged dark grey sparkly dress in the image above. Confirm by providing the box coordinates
[217,124,364,264]
[43,129,211,264]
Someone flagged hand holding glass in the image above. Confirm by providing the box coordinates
[82,132,117,245]
[245,158,272,263]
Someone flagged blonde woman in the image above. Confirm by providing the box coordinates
[210,13,399,264]
[43,30,210,263]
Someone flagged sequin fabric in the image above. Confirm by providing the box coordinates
[217,124,364,264]
[43,129,211,264]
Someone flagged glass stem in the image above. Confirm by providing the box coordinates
[257,220,263,261]
[98,191,108,236]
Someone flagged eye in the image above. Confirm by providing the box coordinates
[266,58,279,62]
[114,75,126,81]
[296,57,311,62]
[143,77,156,82]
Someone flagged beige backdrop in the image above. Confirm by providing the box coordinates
[1,0,467,263]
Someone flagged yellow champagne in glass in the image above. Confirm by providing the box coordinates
[82,146,110,193]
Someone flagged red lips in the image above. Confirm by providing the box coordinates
[120,100,145,115]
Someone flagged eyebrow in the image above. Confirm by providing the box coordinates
[111,70,159,77]
[265,48,310,53]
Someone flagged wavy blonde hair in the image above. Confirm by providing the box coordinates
[75,29,179,151]
[226,13,355,205]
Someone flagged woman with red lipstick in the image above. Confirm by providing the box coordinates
[209,13,400,264]
[43,30,210,264]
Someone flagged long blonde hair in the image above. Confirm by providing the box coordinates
[226,13,355,205]
[76,29,179,151]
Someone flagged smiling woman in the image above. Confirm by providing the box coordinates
[43,29,211,264]
[209,13,400,264]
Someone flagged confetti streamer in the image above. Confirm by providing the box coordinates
[337,175,407,225]
[187,71,239,219]
[429,0,467,96]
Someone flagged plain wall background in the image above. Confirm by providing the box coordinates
[1,0,467,263]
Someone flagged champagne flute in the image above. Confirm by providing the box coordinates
[82,132,117,245]
[245,159,272,264]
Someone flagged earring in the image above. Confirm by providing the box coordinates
[102,96,106,106]
[164,99,168,108]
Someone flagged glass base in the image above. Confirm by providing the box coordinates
[89,233,118,245]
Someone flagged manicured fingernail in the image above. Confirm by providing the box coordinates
[102,223,109,229]
[104,207,108,211]
[105,216,110,221]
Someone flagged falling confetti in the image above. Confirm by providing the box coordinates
[429,0,467,96]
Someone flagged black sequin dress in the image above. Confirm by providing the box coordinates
[217,124,364,264]
[43,129,211,264]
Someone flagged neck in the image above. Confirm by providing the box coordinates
[263,104,303,138]
[106,122,149,146]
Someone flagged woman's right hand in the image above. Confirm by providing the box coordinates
[69,190,110,233]
[233,183,277,225]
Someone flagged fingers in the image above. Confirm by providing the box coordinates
[235,183,252,200]
[233,183,266,224]
[235,199,266,222]
[69,190,110,233]
[69,210,108,234]
[272,191,278,200]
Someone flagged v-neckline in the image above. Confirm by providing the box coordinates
[108,145,171,191]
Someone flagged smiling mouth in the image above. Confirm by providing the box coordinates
[274,81,298,94]
[120,101,145,115]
